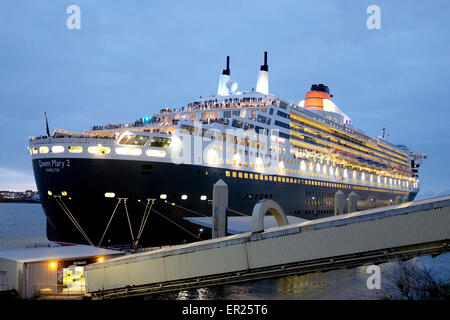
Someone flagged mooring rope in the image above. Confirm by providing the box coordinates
[97,198,122,247]
[136,199,154,245]
[54,196,94,246]
[55,197,92,245]
[226,208,248,216]
[166,201,208,217]
[150,207,200,240]
[123,199,135,241]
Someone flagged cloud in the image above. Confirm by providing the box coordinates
[0,167,36,191]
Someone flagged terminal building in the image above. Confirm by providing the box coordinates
[0,245,122,299]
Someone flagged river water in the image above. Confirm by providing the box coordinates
[1,203,449,300]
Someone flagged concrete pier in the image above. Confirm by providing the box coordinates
[348,191,358,213]
[85,195,450,299]
[212,179,228,239]
[334,190,345,215]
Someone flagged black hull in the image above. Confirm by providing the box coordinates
[32,158,417,247]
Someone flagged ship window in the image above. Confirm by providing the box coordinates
[257,115,267,124]
[146,149,166,158]
[232,119,243,129]
[119,134,149,146]
[51,146,64,153]
[68,146,83,153]
[39,146,49,154]
[275,120,289,129]
[116,147,143,156]
[32,147,38,154]
[244,173,248,179]
[88,146,111,154]
[277,110,290,120]
[232,171,237,178]
[226,171,230,177]
[149,137,171,148]
[243,123,254,130]
[238,172,243,178]
[279,100,288,109]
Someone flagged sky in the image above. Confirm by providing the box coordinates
[0,0,449,197]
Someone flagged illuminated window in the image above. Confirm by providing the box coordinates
[232,172,237,178]
[238,172,243,178]
[244,173,248,179]
[32,148,38,154]
[282,177,286,182]
[149,136,171,148]
[250,173,254,179]
[146,149,166,157]
[255,174,259,180]
[269,176,273,181]
[39,146,49,154]
[226,171,230,177]
[51,146,64,153]
[116,147,142,156]
[68,146,83,153]
[88,146,111,154]
[120,134,150,146]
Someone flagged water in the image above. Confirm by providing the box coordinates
[0,203,50,249]
[1,203,449,299]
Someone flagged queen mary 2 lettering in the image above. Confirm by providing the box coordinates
[28,52,427,247]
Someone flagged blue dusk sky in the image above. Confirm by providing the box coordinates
[0,1,449,198]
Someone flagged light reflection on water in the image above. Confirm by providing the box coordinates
[145,266,387,300]
[1,203,449,300]
[147,256,450,300]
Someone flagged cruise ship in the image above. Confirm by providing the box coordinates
[29,53,427,247]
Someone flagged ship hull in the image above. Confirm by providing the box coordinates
[32,158,417,247]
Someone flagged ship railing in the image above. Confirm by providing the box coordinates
[29,136,116,146]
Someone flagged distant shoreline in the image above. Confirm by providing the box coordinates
[0,199,40,204]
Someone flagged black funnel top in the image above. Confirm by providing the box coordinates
[260,51,268,72]
[311,83,332,96]
[222,56,230,76]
